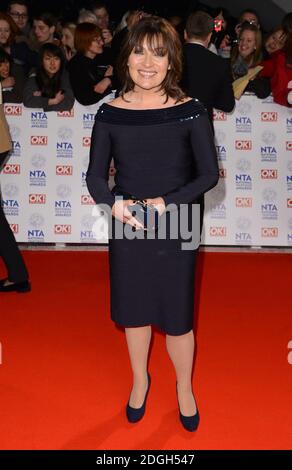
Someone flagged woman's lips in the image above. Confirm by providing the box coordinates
[138,70,157,78]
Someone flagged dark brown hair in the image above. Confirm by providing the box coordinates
[74,22,102,54]
[185,11,214,40]
[117,16,185,103]
[0,12,20,45]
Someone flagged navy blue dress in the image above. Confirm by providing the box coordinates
[86,99,219,335]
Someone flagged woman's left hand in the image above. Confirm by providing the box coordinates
[144,197,166,216]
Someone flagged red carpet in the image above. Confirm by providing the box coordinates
[0,250,291,450]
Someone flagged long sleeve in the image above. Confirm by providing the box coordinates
[23,76,49,108]
[162,111,219,207]
[24,73,75,111]
[2,63,25,104]
[259,52,278,78]
[86,117,115,208]
[43,72,75,112]
[214,59,235,112]
[68,55,110,106]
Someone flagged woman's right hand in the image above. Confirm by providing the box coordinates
[112,199,144,230]
[104,65,113,77]
[49,91,65,105]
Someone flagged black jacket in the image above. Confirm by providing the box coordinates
[68,51,114,106]
[182,43,235,125]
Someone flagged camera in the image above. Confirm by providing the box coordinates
[214,19,223,32]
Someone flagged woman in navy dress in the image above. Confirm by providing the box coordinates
[86,17,219,432]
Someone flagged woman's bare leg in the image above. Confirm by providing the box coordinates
[125,325,152,408]
[166,329,197,416]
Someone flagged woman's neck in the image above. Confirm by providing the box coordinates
[84,51,96,59]
[125,88,169,107]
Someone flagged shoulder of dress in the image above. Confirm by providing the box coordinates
[95,104,109,122]
[189,98,207,113]
[184,99,208,120]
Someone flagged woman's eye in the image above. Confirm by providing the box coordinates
[154,48,166,57]
[134,48,143,54]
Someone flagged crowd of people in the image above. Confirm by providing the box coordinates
[0,1,292,110]
[1,3,292,432]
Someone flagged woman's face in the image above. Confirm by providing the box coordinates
[9,4,29,30]
[61,27,74,50]
[0,20,11,46]
[33,20,55,44]
[239,30,257,58]
[87,35,104,56]
[241,12,259,27]
[94,7,109,30]
[265,29,285,55]
[127,37,170,93]
[0,60,10,78]
[43,53,61,76]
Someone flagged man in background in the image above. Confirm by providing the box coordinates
[182,10,235,234]
[182,10,235,127]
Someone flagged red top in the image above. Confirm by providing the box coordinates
[260,50,292,107]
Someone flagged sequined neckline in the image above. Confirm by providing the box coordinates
[97,99,206,126]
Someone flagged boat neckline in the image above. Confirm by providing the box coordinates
[102,99,197,112]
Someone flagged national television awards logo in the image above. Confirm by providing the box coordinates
[80,214,98,242]
[56,127,74,158]
[30,111,48,128]
[209,177,226,219]
[261,130,277,162]
[235,159,252,190]
[83,112,96,130]
[287,161,292,191]
[55,185,72,217]
[2,183,19,217]
[286,112,292,133]
[9,126,21,157]
[261,188,278,220]
[29,154,47,186]
[235,100,252,133]
[215,129,227,161]
[235,216,252,245]
[28,213,45,241]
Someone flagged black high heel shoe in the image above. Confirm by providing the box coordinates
[126,373,151,423]
[176,383,200,432]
